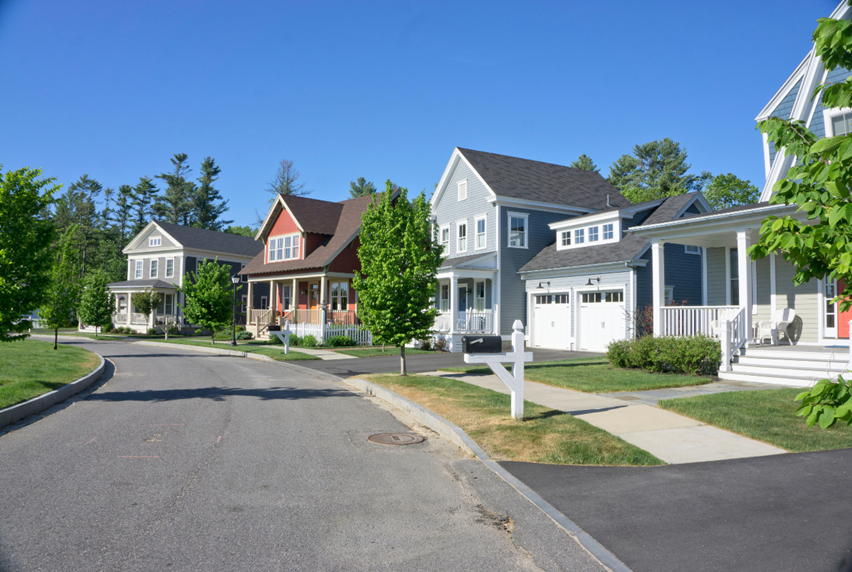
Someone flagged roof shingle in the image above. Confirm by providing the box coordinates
[155,222,263,258]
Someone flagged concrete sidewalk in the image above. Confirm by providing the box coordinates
[291,347,358,360]
[424,372,785,464]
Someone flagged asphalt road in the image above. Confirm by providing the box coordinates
[0,339,605,572]
[502,452,852,572]
[297,348,602,378]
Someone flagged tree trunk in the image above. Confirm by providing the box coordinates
[53,328,58,350]
[211,331,216,345]
[400,345,407,376]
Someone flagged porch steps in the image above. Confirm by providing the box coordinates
[718,347,851,387]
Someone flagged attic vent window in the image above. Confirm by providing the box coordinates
[149,237,161,247]
[457,180,467,201]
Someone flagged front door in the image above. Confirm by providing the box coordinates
[458,287,467,312]
[838,280,852,339]
[825,280,838,338]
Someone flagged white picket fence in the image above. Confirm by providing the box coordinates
[284,322,373,346]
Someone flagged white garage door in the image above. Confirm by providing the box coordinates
[533,293,571,349]
[578,290,625,352]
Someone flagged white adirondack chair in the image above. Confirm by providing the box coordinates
[757,308,796,345]
[709,308,739,339]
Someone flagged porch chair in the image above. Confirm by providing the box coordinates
[757,308,796,346]
[709,308,740,339]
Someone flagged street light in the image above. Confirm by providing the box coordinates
[231,275,240,346]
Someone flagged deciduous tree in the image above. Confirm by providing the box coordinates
[41,226,83,349]
[703,173,760,211]
[266,159,310,197]
[77,270,115,335]
[131,288,162,333]
[180,259,237,345]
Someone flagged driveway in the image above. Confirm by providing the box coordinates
[298,348,601,377]
[501,452,852,572]
[0,339,604,572]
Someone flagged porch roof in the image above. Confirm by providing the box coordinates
[439,252,496,270]
[108,279,177,290]
[519,234,648,274]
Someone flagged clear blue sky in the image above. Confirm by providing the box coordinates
[0,0,839,227]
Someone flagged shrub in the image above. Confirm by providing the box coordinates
[434,337,447,352]
[419,338,432,351]
[147,327,157,335]
[606,339,631,368]
[302,334,319,348]
[326,335,356,347]
[606,335,721,376]
[167,325,180,336]
[236,330,253,340]
[267,333,299,346]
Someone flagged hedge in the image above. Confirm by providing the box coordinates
[607,335,721,376]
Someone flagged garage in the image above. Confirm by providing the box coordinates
[578,290,626,352]
[532,293,571,349]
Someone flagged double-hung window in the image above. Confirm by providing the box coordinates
[588,226,599,242]
[440,225,450,253]
[165,259,175,278]
[508,213,527,248]
[150,259,158,278]
[440,284,449,312]
[603,224,614,240]
[331,282,349,311]
[457,222,467,253]
[575,229,585,244]
[268,234,300,262]
[561,231,571,247]
[831,112,852,136]
[135,260,143,279]
[475,217,486,249]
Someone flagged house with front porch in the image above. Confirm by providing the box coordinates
[97,221,266,333]
[240,192,391,343]
[430,147,634,352]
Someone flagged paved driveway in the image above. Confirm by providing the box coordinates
[502,452,852,572]
[0,339,604,572]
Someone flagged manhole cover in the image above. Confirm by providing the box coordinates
[367,433,425,445]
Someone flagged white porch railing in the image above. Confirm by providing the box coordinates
[112,313,128,324]
[285,322,372,345]
[660,306,739,338]
[250,309,271,325]
[154,313,177,325]
[131,313,148,325]
[434,312,453,331]
[457,310,493,333]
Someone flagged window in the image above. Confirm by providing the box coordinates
[538,294,569,304]
[150,259,158,279]
[331,282,349,311]
[457,222,467,252]
[135,260,143,279]
[474,281,485,311]
[440,284,449,312]
[535,295,552,304]
[603,223,614,240]
[582,291,623,304]
[508,213,527,248]
[165,258,175,278]
[440,226,450,252]
[282,285,292,310]
[149,236,161,247]
[475,217,486,249]
[605,291,623,303]
[260,296,268,310]
[730,249,739,306]
[241,295,247,313]
[458,180,467,201]
[561,231,571,247]
[826,281,837,329]
[268,234,300,262]
[685,245,700,255]
[575,229,585,244]
[240,264,248,282]
[589,226,599,242]
[831,112,852,136]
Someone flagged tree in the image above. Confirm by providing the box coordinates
[180,259,238,345]
[753,11,852,428]
[607,138,711,203]
[703,173,760,211]
[353,182,443,375]
[193,157,232,231]
[132,176,159,234]
[131,288,161,333]
[0,166,59,342]
[77,270,115,335]
[40,226,83,349]
[348,177,377,198]
[155,153,196,225]
[53,174,102,278]
[570,154,600,173]
[224,225,257,238]
[266,159,310,197]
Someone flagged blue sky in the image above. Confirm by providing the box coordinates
[0,0,839,227]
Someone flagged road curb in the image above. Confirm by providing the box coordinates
[132,340,278,363]
[0,351,106,429]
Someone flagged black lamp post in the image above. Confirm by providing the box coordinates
[230,275,240,346]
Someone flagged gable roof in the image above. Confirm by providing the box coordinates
[125,221,263,258]
[257,194,345,241]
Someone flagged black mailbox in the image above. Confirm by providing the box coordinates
[268,324,281,332]
[461,335,503,354]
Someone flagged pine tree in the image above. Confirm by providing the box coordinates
[266,159,310,197]
[193,157,232,231]
[55,175,102,278]
[570,154,600,173]
[348,177,377,198]
[155,153,196,225]
[132,176,159,234]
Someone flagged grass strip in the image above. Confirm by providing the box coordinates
[364,373,663,466]
[441,357,713,393]
[333,347,437,358]
[148,338,320,361]
[659,389,852,453]
[0,340,101,409]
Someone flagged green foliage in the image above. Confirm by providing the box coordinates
[795,376,852,429]
[353,182,443,374]
[606,335,721,375]
[236,330,253,340]
[146,327,157,335]
[77,270,116,334]
[325,335,356,347]
[0,166,60,342]
[131,288,161,324]
[607,138,711,203]
[40,226,84,348]
[703,173,760,210]
[132,176,159,235]
[194,156,232,231]
[569,153,600,173]
[349,177,377,198]
[179,258,238,344]
[301,334,319,348]
[752,11,852,314]
[155,153,196,225]
[223,225,257,238]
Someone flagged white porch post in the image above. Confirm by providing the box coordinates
[292,277,298,321]
[449,274,458,335]
[269,280,277,323]
[651,239,665,336]
[737,229,753,346]
[320,275,327,325]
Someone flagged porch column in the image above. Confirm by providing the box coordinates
[320,275,327,325]
[651,239,665,336]
[737,229,754,346]
[269,280,276,323]
[449,274,458,334]
[247,281,254,324]
[293,277,298,321]
[126,296,132,327]
[491,276,498,334]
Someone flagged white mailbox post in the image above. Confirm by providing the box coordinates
[463,320,532,420]
[271,322,292,354]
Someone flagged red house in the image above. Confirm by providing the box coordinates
[240,192,385,341]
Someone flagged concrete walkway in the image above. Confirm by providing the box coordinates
[424,372,786,464]
[289,347,358,360]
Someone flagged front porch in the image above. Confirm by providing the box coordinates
[89,280,180,334]
[432,266,498,352]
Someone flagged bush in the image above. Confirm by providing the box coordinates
[167,325,180,336]
[419,338,432,351]
[606,335,721,376]
[267,333,300,346]
[434,337,447,352]
[236,330,253,340]
[302,334,319,348]
[326,335,356,347]
[147,327,157,335]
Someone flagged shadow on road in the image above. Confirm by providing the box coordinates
[86,386,356,403]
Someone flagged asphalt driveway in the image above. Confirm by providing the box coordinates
[502,450,852,572]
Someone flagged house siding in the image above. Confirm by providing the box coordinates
[775,256,819,343]
[809,68,852,140]
[706,247,727,306]
[768,78,803,167]
[135,229,178,251]
[433,159,496,259]
[267,208,303,262]
[755,256,772,323]
[635,243,703,308]
[328,237,361,273]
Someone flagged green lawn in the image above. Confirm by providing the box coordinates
[660,389,852,452]
[365,373,663,466]
[148,338,320,361]
[0,340,101,409]
[441,357,713,393]
[333,347,437,358]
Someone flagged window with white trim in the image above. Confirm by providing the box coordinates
[149,236,161,247]
[561,231,571,247]
[241,295,247,313]
[150,259,158,278]
[588,226,599,242]
[508,213,527,248]
[240,264,248,282]
[331,282,349,311]
[457,180,467,201]
[135,260,143,279]
[603,223,614,240]
[575,228,585,244]
[831,112,852,136]
[260,296,268,310]
[475,216,486,249]
[457,222,467,252]
[440,225,450,253]
[165,258,175,278]
[440,284,449,312]
[282,285,292,310]
[685,245,700,255]
[268,234,301,262]
[474,281,485,311]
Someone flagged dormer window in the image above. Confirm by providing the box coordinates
[149,237,161,247]
[588,226,599,242]
[575,229,585,244]
[561,231,571,246]
[268,234,300,262]
[603,223,614,240]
